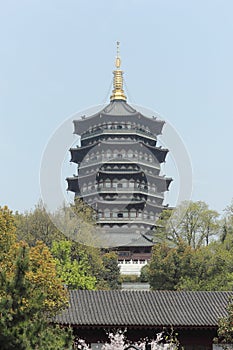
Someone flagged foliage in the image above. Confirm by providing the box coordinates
[148,240,233,291]
[14,201,64,247]
[155,201,220,248]
[121,274,141,283]
[0,206,73,349]
[101,252,121,289]
[148,200,233,291]
[52,240,96,290]
[73,197,96,224]
[0,206,17,264]
[217,296,233,345]
[140,264,149,283]
[0,243,72,349]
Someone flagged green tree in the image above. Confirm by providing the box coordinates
[51,240,96,290]
[217,296,233,345]
[0,244,72,349]
[101,252,121,290]
[14,201,64,247]
[148,241,194,290]
[148,240,233,291]
[155,201,220,248]
[0,206,73,349]
[140,264,149,283]
[0,206,17,264]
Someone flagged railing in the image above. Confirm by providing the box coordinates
[79,156,160,170]
[97,217,156,225]
[98,169,142,174]
[118,259,148,265]
[81,127,156,141]
[79,186,164,198]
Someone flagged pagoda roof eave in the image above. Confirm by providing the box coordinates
[70,140,168,164]
[73,101,165,135]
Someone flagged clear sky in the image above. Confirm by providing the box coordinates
[1,0,233,214]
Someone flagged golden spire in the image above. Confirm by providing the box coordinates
[110,41,127,102]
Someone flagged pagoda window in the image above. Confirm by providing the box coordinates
[117,183,123,189]
[112,179,118,187]
[113,150,118,158]
[112,211,118,218]
[127,150,133,158]
[106,150,112,158]
[117,213,123,218]
[150,212,154,220]
[129,181,134,188]
[104,209,110,218]
[105,180,111,188]
[130,210,136,218]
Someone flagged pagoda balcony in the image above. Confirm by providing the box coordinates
[81,127,157,141]
[98,169,142,174]
[79,156,160,170]
[97,199,146,205]
[97,187,163,198]
[78,187,164,199]
[118,253,151,261]
[97,217,156,225]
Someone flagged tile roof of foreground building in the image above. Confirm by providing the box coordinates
[55,290,232,328]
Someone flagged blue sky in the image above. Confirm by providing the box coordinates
[1,0,233,214]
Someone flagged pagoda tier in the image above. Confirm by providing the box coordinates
[67,172,171,194]
[73,101,164,136]
[80,127,157,147]
[70,140,168,164]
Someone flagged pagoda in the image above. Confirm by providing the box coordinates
[67,43,172,273]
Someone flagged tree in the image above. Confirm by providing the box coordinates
[0,243,72,349]
[148,241,194,290]
[14,201,64,247]
[51,240,96,290]
[0,206,17,264]
[148,240,233,291]
[0,206,73,349]
[155,201,220,248]
[217,296,233,345]
[101,252,121,290]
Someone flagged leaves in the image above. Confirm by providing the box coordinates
[217,296,233,344]
[52,240,97,290]
[155,201,220,248]
[0,206,73,349]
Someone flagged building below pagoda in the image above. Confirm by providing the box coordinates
[66,44,172,274]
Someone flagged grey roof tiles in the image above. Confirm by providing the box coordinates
[55,290,232,328]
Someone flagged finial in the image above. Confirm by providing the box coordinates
[110,41,127,102]
[115,41,121,69]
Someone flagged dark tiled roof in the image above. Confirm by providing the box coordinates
[73,101,164,135]
[55,290,232,328]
